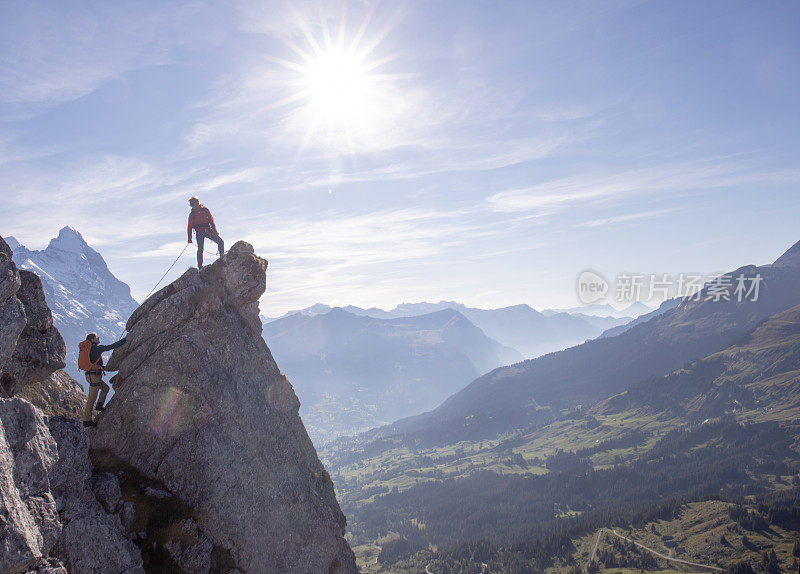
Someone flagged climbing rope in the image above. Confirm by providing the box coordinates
[142,243,192,303]
[112,243,191,341]
[202,247,227,257]
[113,243,229,341]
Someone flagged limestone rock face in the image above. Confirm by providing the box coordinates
[0,403,142,574]
[47,417,143,573]
[2,270,66,397]
[0,398,61,574]
[0,238,25,379]
[0,252,65,398]
[93,241,357,573]
[1,234,82,417]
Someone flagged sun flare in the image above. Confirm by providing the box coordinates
[304,47,373,125]
[270,10,404,154]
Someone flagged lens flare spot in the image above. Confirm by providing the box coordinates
[151,386,186,436]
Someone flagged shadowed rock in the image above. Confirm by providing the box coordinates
[93,241,357,573]
[17,370,86,420]
[0,398,61,573]
[9,227,140,382]
[0,235,72,406]
[47,416,143,573]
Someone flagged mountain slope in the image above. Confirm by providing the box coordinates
[598,297,681,339]
[368,241,800,445]
[332,295,800,572]
[602,300,800,423]
[263,308,522,442]
[8,227,138,381]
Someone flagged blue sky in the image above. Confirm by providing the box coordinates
[1,0,799,314]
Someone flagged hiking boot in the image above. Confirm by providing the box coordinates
[95,404,105,412]
[83,420,97,428]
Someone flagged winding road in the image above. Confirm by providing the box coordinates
[589,528,723,572]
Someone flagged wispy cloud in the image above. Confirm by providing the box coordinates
[243,207,476,266]
[576,208,678,228]
[488,160,800,214]
[0,2,195,118]
[1,155,156,205]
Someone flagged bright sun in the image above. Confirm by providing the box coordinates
[305,48,372,125]
[270,10,404,154]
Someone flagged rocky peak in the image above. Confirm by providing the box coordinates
[773,238,800,269]
[92,240,357,572]
[46,226,89,255]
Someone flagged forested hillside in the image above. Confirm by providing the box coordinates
[327,285,800,572]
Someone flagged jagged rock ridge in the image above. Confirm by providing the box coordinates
[0,233,143,573]
[93,241,358,572]
[0,237,65,398]
[0,397,61,573]
[8,228,139,382]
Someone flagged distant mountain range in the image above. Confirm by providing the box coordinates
[598,297,680,338]
[263,307,521,442]
[7,227,139,382]
[349,239,800,447]
[542,301,653,319]
[265,301,635,359]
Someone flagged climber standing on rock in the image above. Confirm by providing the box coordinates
[78,333,128,427]
[187,196,224,268]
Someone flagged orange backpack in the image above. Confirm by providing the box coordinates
[77,340,102,373]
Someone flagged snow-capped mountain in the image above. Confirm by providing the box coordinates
[7,227,138,382]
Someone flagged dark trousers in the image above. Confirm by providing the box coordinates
[195,227,224,267]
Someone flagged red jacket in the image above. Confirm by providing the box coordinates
[187,205,217,241]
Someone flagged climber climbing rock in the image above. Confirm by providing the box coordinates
[78,332,128,427]
[187,196,224,268]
